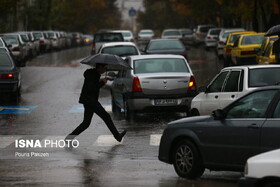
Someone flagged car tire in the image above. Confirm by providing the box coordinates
[190,109,200,116]
[173,139,205,179]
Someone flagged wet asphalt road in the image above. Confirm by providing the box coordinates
[0,45,242,186]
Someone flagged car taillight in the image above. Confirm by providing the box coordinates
[132,77,142,92]
[179,37,184,41]
[218,41,224,45]
[188,76,196,91]
[92,42,95,48]
[207,36,211,39]
[13,47,20,52]
[40,40,44,44]
[53,38,57,41]
[241,51,255,55]
[1,74,14,79]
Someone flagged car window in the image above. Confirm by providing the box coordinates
[273,100,280,118]
[134,58,189,74]
[163,30,181,36]
[101,46,138,56]
[249,68,280,87]
[241,35,264,45]
[264,43,273,56]
[0,53,12,67]
[224,71,241,92]
[227,90,277,118]
[2,36,18,45]
[207,71,229,93]
[148,40,184,50]
[95,33,123,42]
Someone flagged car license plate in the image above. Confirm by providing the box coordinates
[154,99,177,105]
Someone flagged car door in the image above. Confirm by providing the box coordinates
[111,70,127,109]
[260,94,280,152]
[220,90,278,166]
[218,70,243,109]
[199,71,229,115]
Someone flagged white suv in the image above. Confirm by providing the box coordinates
[239,149,280,187]
[190,65,280,116]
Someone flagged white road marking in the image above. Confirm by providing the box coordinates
[0,136,21,148]
[94,135,122,146]
[150,134,162,146]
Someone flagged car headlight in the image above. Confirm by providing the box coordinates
[244,162,248,175]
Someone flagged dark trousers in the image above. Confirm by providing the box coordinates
[70,102,120,138]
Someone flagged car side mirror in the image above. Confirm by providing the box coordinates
[212,109,226,120]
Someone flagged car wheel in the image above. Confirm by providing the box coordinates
[190,109,200,116]
[173,139,205,179]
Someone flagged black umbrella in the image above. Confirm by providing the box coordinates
[265,24,280,36]
[80,53,132,70]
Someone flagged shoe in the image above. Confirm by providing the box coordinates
[116,129,127,142]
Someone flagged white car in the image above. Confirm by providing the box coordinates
[190,65,280,116]
[216,28,245,58]
[113,30,135,43]
[204,28,222,48]
[239,149,280,187]
[161,29,182,39]
[98,42,141,57]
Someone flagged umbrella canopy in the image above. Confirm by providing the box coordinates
[80,53,132,70]
[265,24,280,36]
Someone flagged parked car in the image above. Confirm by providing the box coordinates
[2,34,27,66]
[190,65,280,116]
[204,28,222,49]
[32,31,52,52]
[91,32,124,54]
[258,41,276,64]
[239,149,280,187]
[113,30,135,42]
[144,39,188,59]
[179,28,193,46]
[0,52,21,102]
[256,35,278,64]
[98,42,141,57]
[159,86,280,179]
[216,28,245,58]
[110,54,197,119]
[223,31,256,67]
[46,31,62,50]
[161,29,182,39]
[193,25,215,44]
[231,33,265,65]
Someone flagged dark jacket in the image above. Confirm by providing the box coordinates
[79,68,105,104]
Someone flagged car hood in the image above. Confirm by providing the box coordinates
[167,115,213,128]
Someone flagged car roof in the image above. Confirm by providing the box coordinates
[129,54,186,60]
[222,65,280,71]
[101,42,137,47]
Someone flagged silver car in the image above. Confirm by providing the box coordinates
[110,54,197,120]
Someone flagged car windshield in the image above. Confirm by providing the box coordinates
[200,27,214,33]
[140,31,153,35]
[148,40,184,50]
[229,34,242,43]
[241,35,264,45]
[20,35,29,42]
[34,33,43,39]
[2,36,18,45]
[163,30,181,36]
[0,53,12,67]
[210,29,221,35]
[95,34,123,42]
[101,46,138,56]
[134,58,189,74]
[180,30,192,35]
[121,32,132,37]
[249,68,280,87]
